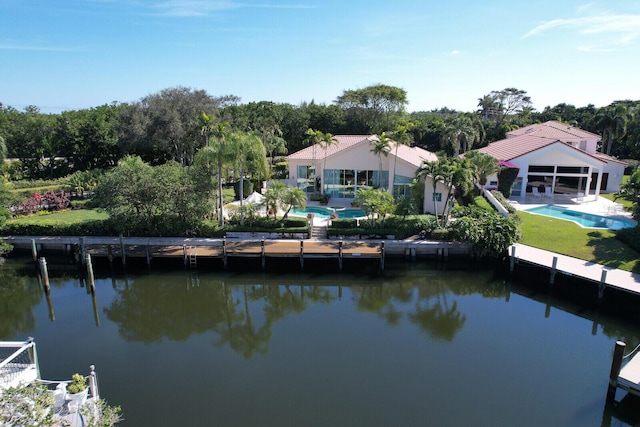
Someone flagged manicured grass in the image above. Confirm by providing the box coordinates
[7,209,108,225]
[518,211,640,273]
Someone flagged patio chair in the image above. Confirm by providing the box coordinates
[531,187,542,198]
[544,187,553,198]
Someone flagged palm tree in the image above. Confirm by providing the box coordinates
[281,186,307,219]
[390,122,414,195]
[370,133,391,189]
[304,128,323,191]
[199,120,232,226]
[465,151,499,190]
[319,131,337,194]
[594,105,630,155]
[230,132,268,224]
[263,181,286,221]
[443,114,483,156]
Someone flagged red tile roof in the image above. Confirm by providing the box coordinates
[286,134,437,166]
[507,120,600,141]
[476,134,558,162]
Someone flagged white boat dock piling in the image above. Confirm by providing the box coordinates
[31,239,38,263]
[607,341,626,404]
[85,254,96,293]
[38,257,50,293]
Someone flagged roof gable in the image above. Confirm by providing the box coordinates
[286,134,437,166]
[507,120,600,142]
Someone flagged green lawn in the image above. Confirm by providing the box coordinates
[518,211,639,273]
[7,209,108,225]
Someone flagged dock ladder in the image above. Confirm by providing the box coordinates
[188,246,197,268]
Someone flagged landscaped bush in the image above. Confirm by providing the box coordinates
[449,206,521,256]
[616,226,640,253]
[490,190,517,215]
[331,218,358,229]
[1,219,116,236]
[431,228,451,240]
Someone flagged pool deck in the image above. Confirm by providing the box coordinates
[507,194,639,295]
[508,194,635,224]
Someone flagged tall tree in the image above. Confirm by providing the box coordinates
[478,88,533,127]
[443,114,484,156]
[390,122,414,195]
[370,133,391,188]
[465,151,499,189]
[334,84,408,134]
[319,131,338,194]
[594,104,630,155]
[229,131,268,223]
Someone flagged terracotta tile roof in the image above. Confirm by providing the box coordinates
[286,134,437,166]
[507,120,600,141]
[394,142,438,166]
[592,152,629,165]
[286,135,371,160]
[476,134,558,162]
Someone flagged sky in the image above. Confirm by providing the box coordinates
[1,0,640,114]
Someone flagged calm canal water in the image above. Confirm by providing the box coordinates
[2,256,639,426]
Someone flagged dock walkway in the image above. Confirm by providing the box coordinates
[509,243,640,296]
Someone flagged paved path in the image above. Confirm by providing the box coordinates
[509,243,640,296]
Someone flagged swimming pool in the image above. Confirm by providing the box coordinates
[525,205,635,230]
[290,206,367,219]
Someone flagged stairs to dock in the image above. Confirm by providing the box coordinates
[310,224,327,239]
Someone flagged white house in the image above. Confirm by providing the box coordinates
[475,121,627,200]
[286,135,446,212]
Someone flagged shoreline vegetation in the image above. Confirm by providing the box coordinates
[1,86,638,273]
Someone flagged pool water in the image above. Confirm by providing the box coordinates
[525,204,635,229]
[290,206,367,219]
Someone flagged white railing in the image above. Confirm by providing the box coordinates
[0,338,40,390]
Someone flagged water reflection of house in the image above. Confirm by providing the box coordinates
[475,121,627,200]
[286,135,441,209]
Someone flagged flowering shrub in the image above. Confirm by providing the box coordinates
[329,213,338,219]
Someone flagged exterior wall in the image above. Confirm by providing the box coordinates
[423,180,450,215]
[601,162,626,193]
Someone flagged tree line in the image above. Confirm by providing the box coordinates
[2,85,639,181]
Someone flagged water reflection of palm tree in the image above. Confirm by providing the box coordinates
[215,284,271,359]
[409,282,466,341]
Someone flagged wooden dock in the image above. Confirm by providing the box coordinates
[508,243,640,298]
[3,236,471,271]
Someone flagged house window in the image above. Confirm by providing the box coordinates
[432,192,442,202]
[393,174,413,198]
[579,140,587,150]
[297,165,315,193]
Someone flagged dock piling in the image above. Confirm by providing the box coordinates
[79,237,86,266]
[183,244,187,268]
[119,234,126,267]
[31,239,38,263]
[550,256,558,285]
[380,241,385,272]
[261,239,265,270]
[510,245,516,272]
[338,240,343,271]
[85,253,96,293]
[598,270,608,300]
[38,258,50,293]
[607,341,626,404]
[300,240,304,270]
[223,238,228,269]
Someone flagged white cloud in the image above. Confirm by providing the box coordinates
[523,14,640,50]
[451,50,460,55]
